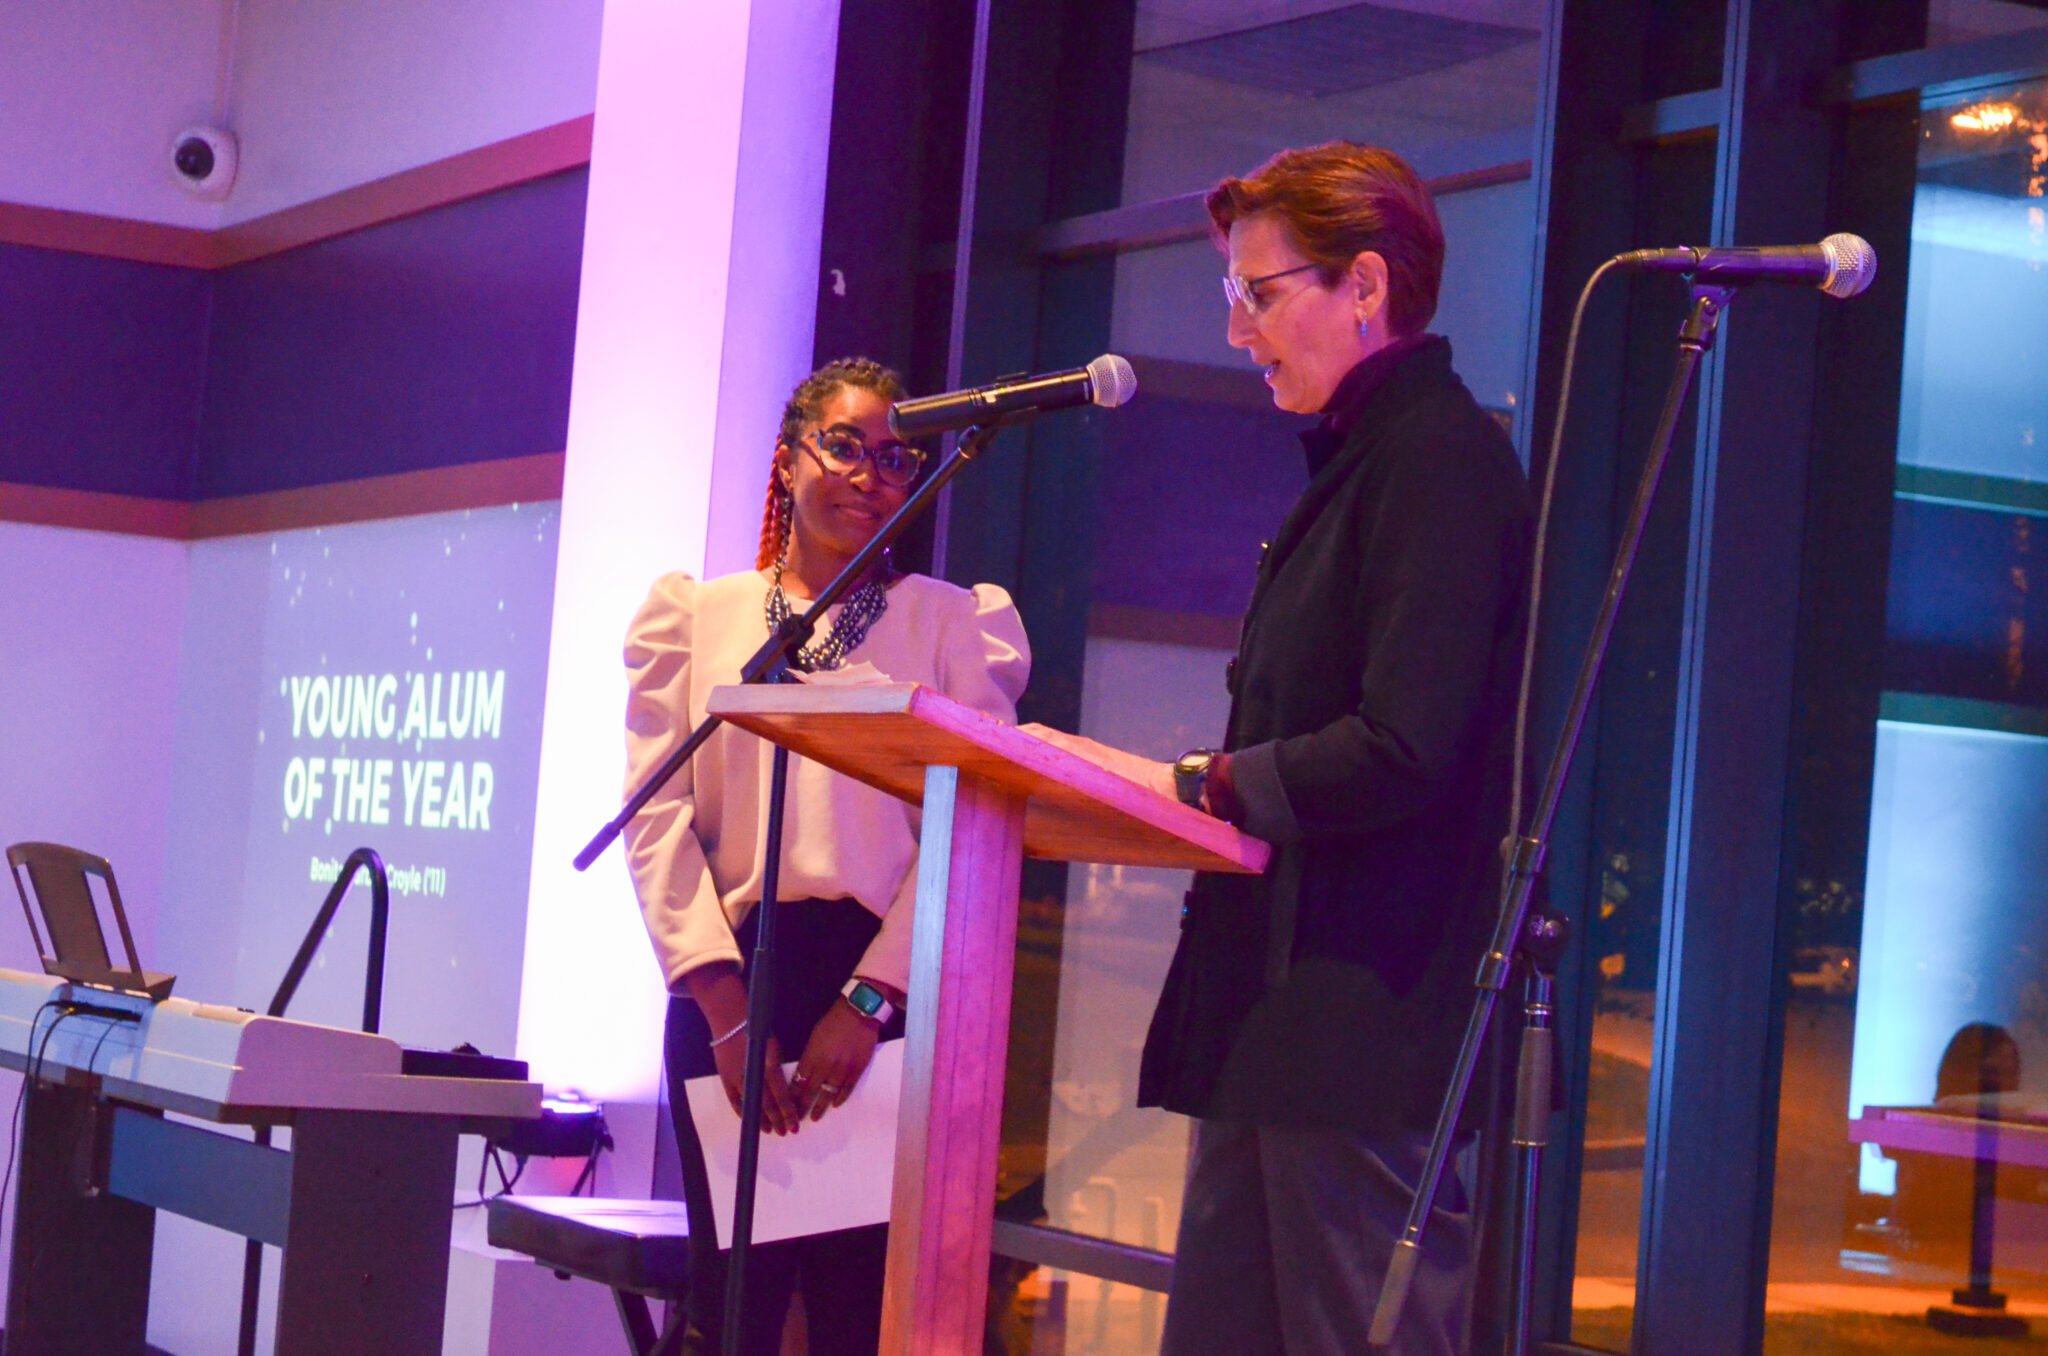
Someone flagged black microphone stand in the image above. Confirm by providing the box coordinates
[1367,284,1735,1353]
[574,422,1007,1355]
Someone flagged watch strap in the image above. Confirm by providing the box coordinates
[841,977,895,1026]
[1173,748,1218,807]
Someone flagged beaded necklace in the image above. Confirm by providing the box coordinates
[764,559,891,672]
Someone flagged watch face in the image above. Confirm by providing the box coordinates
[848,982,885,1017]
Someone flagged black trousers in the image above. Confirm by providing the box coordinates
[664,897,905,1356]
[1160,1121,1476,1356]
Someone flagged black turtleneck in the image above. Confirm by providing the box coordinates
[1297,333,1439,479]
[1207,333,1447,832]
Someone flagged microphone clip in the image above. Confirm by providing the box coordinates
[954,423,1006,460]
[1678,284,1737,353]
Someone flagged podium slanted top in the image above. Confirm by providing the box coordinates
[707,683,1269,875]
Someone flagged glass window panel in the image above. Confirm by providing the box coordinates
[1928,0,2048,49]
[1565,521,1685,1351]
[1764,76,2048,1350]
[1563,133,1720,1350]
[1117,1,1547,208]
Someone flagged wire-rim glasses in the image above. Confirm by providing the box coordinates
[801,428,925,489]
[1221,262,1322,317]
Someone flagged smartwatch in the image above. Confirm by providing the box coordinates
[841,977,896,1027]
[1173,748,1219,807]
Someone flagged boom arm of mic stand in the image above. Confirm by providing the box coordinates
[1367,286,1733,1350]
[573,424,1005,872]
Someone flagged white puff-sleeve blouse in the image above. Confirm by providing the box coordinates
[622,570,1031,998]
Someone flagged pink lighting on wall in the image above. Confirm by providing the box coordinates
[517,0,841,1104]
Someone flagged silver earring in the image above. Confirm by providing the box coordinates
[1358,316,1371,338]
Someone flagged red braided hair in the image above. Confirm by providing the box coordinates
[754,471,790,571]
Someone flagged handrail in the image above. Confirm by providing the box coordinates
[265,846,391,1033]
[241,846,392,1356]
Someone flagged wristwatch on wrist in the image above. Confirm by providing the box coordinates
[841,977,895,1026]
[1173,748,1219,807]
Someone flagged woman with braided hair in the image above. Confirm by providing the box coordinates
[622,357,1029,1354]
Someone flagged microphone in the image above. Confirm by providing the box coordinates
[888,354,1138,438]
[1615,232,1877,298]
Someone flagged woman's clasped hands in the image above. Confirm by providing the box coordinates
[691,961,893,1134]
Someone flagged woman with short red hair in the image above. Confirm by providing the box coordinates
[1032,143,1533,1354]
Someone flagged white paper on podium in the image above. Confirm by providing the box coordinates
[790,660,891,687]
[683,1038,902,1245]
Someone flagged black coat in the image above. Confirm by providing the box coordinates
[1139,338,1533,1136]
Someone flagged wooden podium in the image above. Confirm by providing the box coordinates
[708,682,1269,1355]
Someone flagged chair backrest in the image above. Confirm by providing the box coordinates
[7,841,172,1000]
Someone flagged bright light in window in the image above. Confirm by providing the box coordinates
[1952,102,2021,132]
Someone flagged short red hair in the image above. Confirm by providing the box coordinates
[1206,142,1445,336]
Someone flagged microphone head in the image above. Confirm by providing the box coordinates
[1086,354,1137,409]
[1819,233,1877,299]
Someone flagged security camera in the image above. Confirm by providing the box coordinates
[170,126,238,200]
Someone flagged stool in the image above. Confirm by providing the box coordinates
[487,1195,692,1356]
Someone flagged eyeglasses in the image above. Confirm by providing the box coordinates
[1221,262,1322,317]
[801,428,926,489]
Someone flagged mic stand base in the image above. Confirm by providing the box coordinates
[1366,286,1733,1350]
[1508,914,1567,1356]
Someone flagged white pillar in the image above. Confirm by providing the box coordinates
[517,0,841,1104]
[705,1,845,578]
